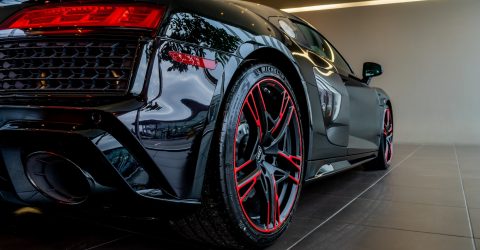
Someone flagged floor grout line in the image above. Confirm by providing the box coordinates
[343,222,475,239]
[356,197,468,209]
[453,144,478,250]
[85,235,132,250]
[286,145,424,250]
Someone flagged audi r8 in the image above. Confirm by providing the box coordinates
[0,0,393,249]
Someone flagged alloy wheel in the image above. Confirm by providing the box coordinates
[383,107,394,164]
[233,78,303,233]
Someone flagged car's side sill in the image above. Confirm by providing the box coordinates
[304,152,377,183]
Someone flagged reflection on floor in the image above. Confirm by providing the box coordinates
[1,144,479,250]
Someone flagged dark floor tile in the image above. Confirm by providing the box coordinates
[295,194,353,219]
[393,164,459,178]
[382,172,462,190]
[290,220,475,250]
[458,158,480,179]
[458,157,480,168]
[0,212,128,250]
[266,217,326,250]
[461,169,480,179]
[305,179,377,198]
[331,199,472,237]
[69,214,165,235]
[91,234,214,250]
[92,217,327,250]
[411,145,456,160]
[455,145,480,159]
[470,208,480,239]
[465,188,480,209]
[462,177,480,191]
[361,183,466,207]
[401,157,458,168]
[391,144,421,156]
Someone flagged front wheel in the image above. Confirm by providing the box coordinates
[170,64,305,249]
[367,106,394,170]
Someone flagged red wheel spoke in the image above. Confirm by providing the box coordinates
[288,175,300,185]
[238,169,262,202]
[266,174,280,227]
[274,177,281,225]
[245,94,263,139]
[256,85,268,118]
[235,159,254,173]
[278,152,302,171]
[244,85,272,141]
[266,108,294,153]
[271,92,291,134]
[266,201,271,228]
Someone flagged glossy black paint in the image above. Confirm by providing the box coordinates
[0,0,391,210]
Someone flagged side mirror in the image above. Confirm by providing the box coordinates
[362,62,383,84]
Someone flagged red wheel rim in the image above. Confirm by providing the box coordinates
[233,78,302,233]
[383,107,394,164]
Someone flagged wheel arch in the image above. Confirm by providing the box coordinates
[191,39,317,200]
[237,47,313,168]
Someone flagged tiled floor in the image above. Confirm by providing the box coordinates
[0,144,478,250]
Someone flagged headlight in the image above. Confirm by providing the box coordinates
[314,67,341,123]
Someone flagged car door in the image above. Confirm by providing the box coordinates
[342,75,381,154]
[319,40,381,154]
[290,21,351,149]
[292,21,381,155]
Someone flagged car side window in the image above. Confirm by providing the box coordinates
[293,22,353,76]
[294,22,331,59]
[327,42,353,76]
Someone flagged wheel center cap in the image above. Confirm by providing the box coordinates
[256,146,264,161]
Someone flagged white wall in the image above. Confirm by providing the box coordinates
[297,0,480,145]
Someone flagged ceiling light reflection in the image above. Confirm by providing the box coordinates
[281,0,428,13]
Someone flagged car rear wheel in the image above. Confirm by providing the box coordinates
[170,63,304,249]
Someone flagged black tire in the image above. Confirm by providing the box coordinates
[367,105,393,170]
[170,63,305,249]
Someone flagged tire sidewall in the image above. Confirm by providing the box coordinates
[218,64,304,246]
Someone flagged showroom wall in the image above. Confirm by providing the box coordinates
[296,0,480,145]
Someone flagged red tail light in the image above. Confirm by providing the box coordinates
[1,4,165,30]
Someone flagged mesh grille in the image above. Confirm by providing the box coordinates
[0,39,138,94]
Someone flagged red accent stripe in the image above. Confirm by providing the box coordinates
[169,51,217,70]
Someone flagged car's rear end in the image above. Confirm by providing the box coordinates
[0,0,199,213]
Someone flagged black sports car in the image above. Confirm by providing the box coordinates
[0,0,393,248]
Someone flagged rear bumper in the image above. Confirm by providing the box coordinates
[0,105,200,213]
